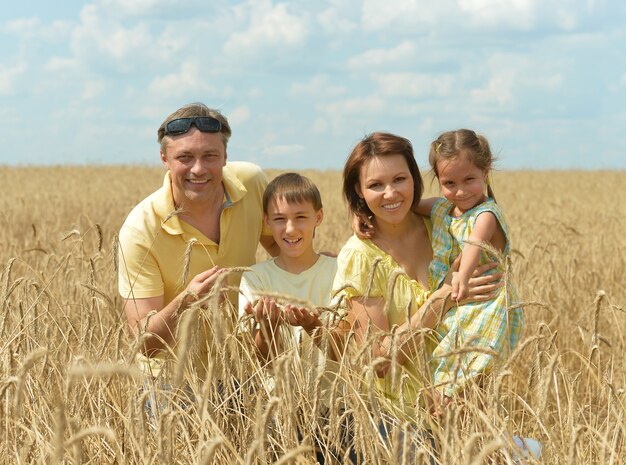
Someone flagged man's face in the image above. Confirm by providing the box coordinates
[160,128,227,207]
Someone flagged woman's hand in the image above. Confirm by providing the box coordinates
[445,255,502,304]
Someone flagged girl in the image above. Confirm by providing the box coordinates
[417,129,524,404]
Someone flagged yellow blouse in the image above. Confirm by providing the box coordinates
[332,224,433,419]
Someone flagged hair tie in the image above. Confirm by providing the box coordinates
[435,142,442,154]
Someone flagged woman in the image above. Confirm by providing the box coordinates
[332,132,500,422]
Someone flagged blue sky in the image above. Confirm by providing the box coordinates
[1,0,625,170]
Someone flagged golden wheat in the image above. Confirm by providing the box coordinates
[0,166,624,464]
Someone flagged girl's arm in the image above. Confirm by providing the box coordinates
[453,211,500,300]
[415,197,438,216]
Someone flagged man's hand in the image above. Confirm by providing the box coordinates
[184,265,226,304]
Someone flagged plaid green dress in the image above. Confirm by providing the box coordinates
[429,198,524,397]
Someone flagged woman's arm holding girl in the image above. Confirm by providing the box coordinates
[349,263,500,378]
[414,197,438,216]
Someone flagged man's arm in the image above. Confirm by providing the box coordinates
[124,267,224,356]
[260,234,280,257]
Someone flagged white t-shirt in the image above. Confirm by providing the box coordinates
[238,254,339,406]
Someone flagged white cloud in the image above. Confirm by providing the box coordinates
[262,144,305,159]
[312,117,329,134]
[72,5,153,62]
[148,61,219,98]
[0,63,27,95]
[45,57,78,72]
[360,0,601,34]
[470,70,515,106]
[361,0,430,31]
[468,53,565,107]
[317,96,387,134]
[458,0,537,30]
[2,17,72,41]
[321,96,386,115]
[229,105,251,125]
[2,17,41,36]
[81,80,107,101]
[289,75,346,97]
[347,41,416,70]
[99,0,183,16]
[372,72,454,98]
[223,0,309,57]
[316,1,358,34]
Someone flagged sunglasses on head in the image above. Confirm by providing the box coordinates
[163,116,222,137]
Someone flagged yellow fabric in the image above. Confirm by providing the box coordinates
[118,161,271,378]
[118,161,270,303]
[238,255,339,406]
[331,217,434,420]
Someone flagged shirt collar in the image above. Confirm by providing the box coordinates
[154,165,247,235]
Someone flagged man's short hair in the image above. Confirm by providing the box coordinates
[263,172,323,214]
[157,102,232,152]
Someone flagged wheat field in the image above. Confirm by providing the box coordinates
[0,166,624,464]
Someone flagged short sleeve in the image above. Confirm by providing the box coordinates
[332,244,386,302]
[471,201,511,255]
[240,163,272,238]
[118,224,164,299]
[252,169,272,238]
[430,197,450,218]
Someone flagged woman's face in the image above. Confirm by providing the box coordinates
[357,154,414,226]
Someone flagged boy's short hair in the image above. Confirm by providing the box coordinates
[263,173,323,214]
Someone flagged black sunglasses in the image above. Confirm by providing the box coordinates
[163,116,222,137]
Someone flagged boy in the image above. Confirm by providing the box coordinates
[239,172,352,463]
[239,172,339,367]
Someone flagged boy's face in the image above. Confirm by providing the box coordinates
[264,197,323,259]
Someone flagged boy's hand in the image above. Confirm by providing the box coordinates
[244,297,282,330]
[283,305,322,334]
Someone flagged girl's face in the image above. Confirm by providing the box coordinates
[436,152,488,215]
[357,154,414,226]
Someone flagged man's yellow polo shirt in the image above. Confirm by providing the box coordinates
[118,161,270,306]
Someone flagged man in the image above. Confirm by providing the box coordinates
[118,102,278,380]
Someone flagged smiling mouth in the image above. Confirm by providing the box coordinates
[284,238,301,244]
[187,178,209,184]
[382,202,401,210]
